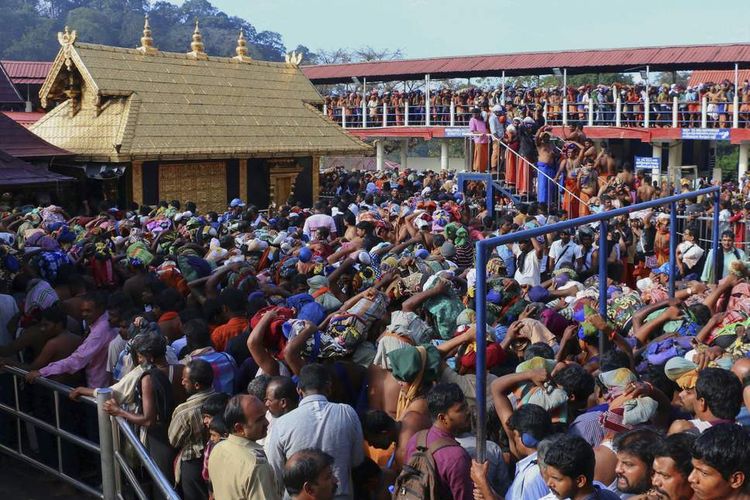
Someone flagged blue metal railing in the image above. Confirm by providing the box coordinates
[472,185,721,462]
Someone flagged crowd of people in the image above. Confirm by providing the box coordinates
[0,157,750,500]
[323,79,750,129]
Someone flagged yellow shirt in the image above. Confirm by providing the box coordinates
[208,434,280,500]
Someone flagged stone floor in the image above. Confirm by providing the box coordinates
[0,454,97,499]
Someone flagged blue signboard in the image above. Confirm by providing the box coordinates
[680,128,730,141]
[444,127,471,138]
[634,156,661,170]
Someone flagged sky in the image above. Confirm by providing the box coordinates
[167,0,750,59]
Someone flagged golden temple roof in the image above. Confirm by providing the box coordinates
[31,37,370,162]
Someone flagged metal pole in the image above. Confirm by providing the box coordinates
[615,97,622,127]
[501,70,506,104]
[474,241,487,463]
[712,191,720,283]
[669,202,677,299]
[97,388,117,500]
[734,63,740,129]
[562,69,568,126]
[598,220,608,355]
[425,74,431,127]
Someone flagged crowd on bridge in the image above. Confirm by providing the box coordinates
[323,78,750,129]
[1,154,750,500]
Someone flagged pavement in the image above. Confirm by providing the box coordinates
[0,454,97,499]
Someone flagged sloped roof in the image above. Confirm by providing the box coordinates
[303,42,750,83]
[0,60,52,85]
[31,42,370,162]
[1,111,46,128]
[0,149,74,186]
[0,61,22,104]
[688,70,750,87]
[0,111,71,158]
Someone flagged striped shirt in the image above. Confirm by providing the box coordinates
[168,388,216,461]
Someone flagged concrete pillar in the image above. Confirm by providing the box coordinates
[668,141,682,168]
[740,142,750,181]
[440,140,449,171]
[400,139,408,169]
[376,140,384,171]
[652,142,663,182]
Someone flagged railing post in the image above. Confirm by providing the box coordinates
[598,220,608,355]
[669,201,677,297]
[672,97,679,128]
[701,96,708,128]
[733,92,740,129]
[543,102,548,121]
[474,241,488,463]
[362,101,367,128]
[404,101,409,127]
[450,101,455,127]
[382,102,388,128]
[96,388,117,500]
[615,97,622,127]
[322,103,327,118]
[562,97,568,126]
[588,99,594,126]
[341,107,346,128]
[712,190,720,283]
[425,74,431,127]
[644,95,650,128]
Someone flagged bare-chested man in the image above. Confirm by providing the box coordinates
[535,126,558,206]
[638,174,657,202]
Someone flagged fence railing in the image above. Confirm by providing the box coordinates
[0,365,180,500]
[471,185,721,464]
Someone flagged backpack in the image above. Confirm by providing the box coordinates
[392,430,458,500]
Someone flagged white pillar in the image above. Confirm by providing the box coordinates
[450,101,455,127]
[543,102,548,121]
[425,74,431,127]
[341,107,346,128]
[740,142,750,181]
[376,140,384,171]
[672,96,679,128]
[615,97,622,127]
[400,139,408,169]
[362,101,367,128]
[644,95,650,128]
[562,98,568,126]
[587,99,594,126]
[404,101,410,127]
[323,103,328,118]
[440,140,449,171]
[668,141,682,168]
[652,142,662,181]
[701,96,708,128]
[382,102,388,128]
[733,93,740,129]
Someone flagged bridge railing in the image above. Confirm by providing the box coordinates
[471,185,721,463]
[0,365,180,500]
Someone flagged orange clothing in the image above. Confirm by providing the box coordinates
[210,316,249,352]
[365,442,396,468]
[473,143,489,172]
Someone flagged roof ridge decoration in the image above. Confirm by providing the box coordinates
[57,26,77,72]
[232,29,252,63]
[285,51,303,67]
[136,15,158,55]
[56,26,82,117]
[187,19,208,60]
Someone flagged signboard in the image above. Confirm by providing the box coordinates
[680,128,730,141]
[634,156,661,170]
[444,127,471,138]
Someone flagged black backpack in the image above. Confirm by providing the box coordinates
[392,429,459,500]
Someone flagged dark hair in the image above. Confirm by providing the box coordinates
[721,229,735,239]
[132,332,167,359]
[208,415,228,437]
[691,424,750,484]
[656,433,697,477]
[552,364,595,402]
[155,288,183,313]
[186,359,213,389]
[247,374,273,400]
[41,304,67,327]
[82,291,108,310]
[507,404,553,442]
[268,376,298,404]
[695,367,743,420]
[219,288,247,315]
[641,364,680,401]
[613,428,665,467]
[297,364,331,394]
[107,291,133,313]
[543,435,596,483]
[223,394,252,432]
[524,342,555,361]
[599,349,631,372]
[361,410,397,436]
[426,383,465,420]
[283,449,335,496]
[200,392,230,417]
[183,318,211,351]
[688,304,711,326]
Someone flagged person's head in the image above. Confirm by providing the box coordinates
[524,342,555,361]
[223,394,268,441]
[689,424,750,499]
[80,292,107,324]
[693,367,743,420]
[599,348,632,372]
[551,364,595,411]
[247,374,272,400]
[182,359,213,395]
[427,383,471,436]
[132,332,167,366]
[264,376,299,418]
[361,410,398,450]
[183,318,211,352]
[200,392,230,428]
[219,287,247,320]
[613,428,666,494]
[106,292,133,328]
[208,416,228,443]
[297,364,332,398]
[578,230,593,248]
[283,449,338,500]
[721,230,735,251]
[506,404,553,459]
[652,433,697,500]
[683,227,696,243]
[559,229,571,244]
[40,304,67,336]
[543,435,597,499]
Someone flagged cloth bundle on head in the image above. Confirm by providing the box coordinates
[33,250,70,284]
[286,293,326,326]
[227,265,257,295]
[514,318,557,346]
[250,306,295,357]
[307,275,342,312]
[598,368,659,428]
[515,357,568,423]
[388,344,441,421]
[155,259,190,296]
[373,310,433,369]
[422,276,464,340]
[455,325,506,373]
[282,319,345,360]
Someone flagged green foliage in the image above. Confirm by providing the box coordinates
[717,144,739,181]
[0,0,287,61]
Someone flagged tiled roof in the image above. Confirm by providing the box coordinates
[688,70,750,86]
[0,112,71,158]
[0,149,74,186]
[0,61,22,104]
[0,60,52,84]
[2,111,46,128]
[31,42,370,162]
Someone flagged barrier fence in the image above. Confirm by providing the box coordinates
[471,185,721,463]
[0,365,180,500]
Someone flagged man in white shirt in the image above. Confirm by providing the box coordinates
[302,201,337,239]
[548,229,577,272]
[512,237,544,287]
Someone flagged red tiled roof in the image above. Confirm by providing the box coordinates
[688,70,750,86]
[303,43,750,83]
[0,60,52,85]
[2,112,46,128]
[0,61,22,104]
[0,112,71,158]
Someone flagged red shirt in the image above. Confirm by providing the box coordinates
[210,317,249,352]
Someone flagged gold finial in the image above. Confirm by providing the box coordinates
[57,25,77,47]
[232,29,252,63]
[137,15,158,54]
[187,18,207,59]
[285,51,303,67]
